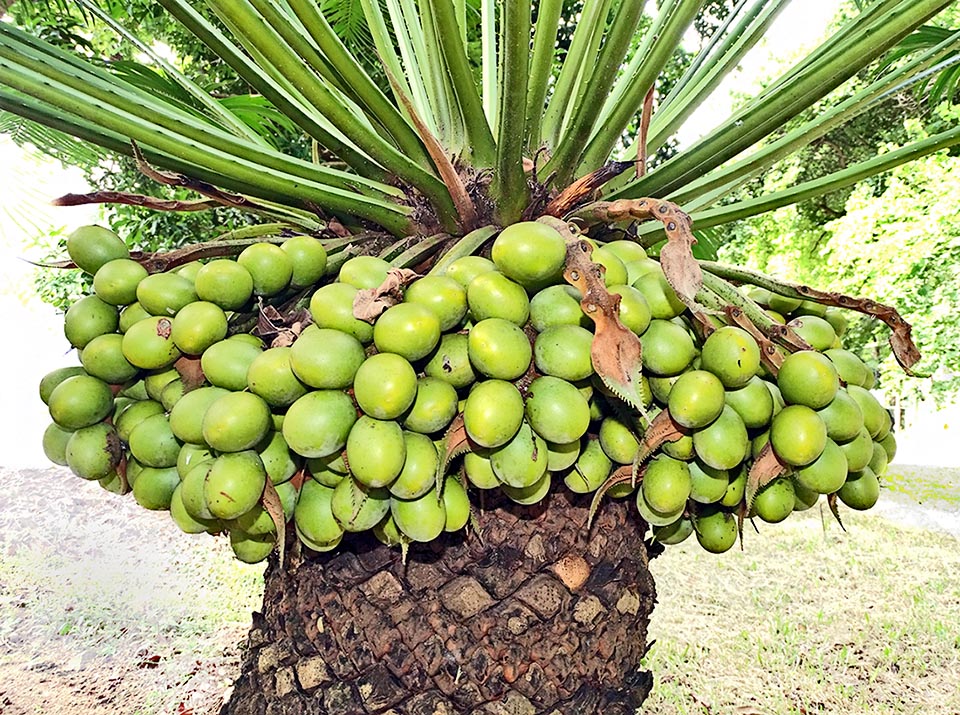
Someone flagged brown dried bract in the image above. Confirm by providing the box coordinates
[580,198,702,309]
[261,480,286,568]
[544,161,634,217]
[255,304,312,347]
[539,217,648,413]
[745,442,790,510]
[174,355,205,393]
[635,409,689,468]
[352,268,421,323]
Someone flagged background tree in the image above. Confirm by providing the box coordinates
[3,1,958,713]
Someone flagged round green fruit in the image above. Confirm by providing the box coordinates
[374,303,441,361]
[501,471,551,505]
[122,316,182,370]
[838,467,881,510]
[443,255,495,288]
[565,438,613,494]
[490,422,549,488]
[525,376,591,444]
[39,366,87,405]
[80,333,139,384]
[401,377,458,435]
[390,432,439,499]
[354,352,418,420]
[640,319,697,376]
[42,422,74,466]
[752,478,795,523]
[777,351,839,410]
[48,375,114,430]
[202,391,272,452]
[66,225,128,274]
[171,301,228,355]
[668,370,725,429]
[442,477,470,532]
[794,439,848,494]
[290,326,365,389]
[787,316,837,351]
[346,416,406,488]
[632,269,685,320]
[169,387,229,445]
[692,405,749,471]
[294,480,343,546]
[770,405,827,466]
[246,347,308,407]
[694,507,738,554]
[129,413,181,468]
[65,423,122,480]
[491,221,566,290]
[237,242,293,296]
[282,236,328,288]
[331,477,390,531]
[204,451,267,520]
[700,326,760,389]
[64,295,119,349]
[467,270,530,326]
[338,255,390,290]
[529,285,588,332]
[282,390,357,458]
[136,272,197,316]
[463,380,524,448]
[194,259,254,310]
[423,333,477,389]
[468,318,533,380]
[133,466,181,510]
[534,325,593,382]
[93,258,148,306]
[391,488,447,542]
[201,338,263,391]
[404,275,467,331]
[642,455,691,515]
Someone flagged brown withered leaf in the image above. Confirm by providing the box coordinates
[174,355,205,392]
[539,216,649,413]
[52,191,222,212]
[255,304,312,347]
[634,409,689,469]
[588,464,642,530]
[745,442,790,510]
[436,413,474,494]
[544,161,634,217]
[261,480,286,568]
[826,492,846,532]
[579,198,703,308]
[353,267,421,323]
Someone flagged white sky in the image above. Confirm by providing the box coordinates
[675,0,844,146]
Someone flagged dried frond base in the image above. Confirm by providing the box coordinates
[224,493,657,715]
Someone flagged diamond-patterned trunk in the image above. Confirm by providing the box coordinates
[223,492,657,714]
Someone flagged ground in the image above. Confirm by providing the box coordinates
[0,465,957,715]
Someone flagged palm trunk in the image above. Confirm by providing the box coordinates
[223,491,658,715]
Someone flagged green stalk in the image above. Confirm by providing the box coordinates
[205,0,456,219]
[0,61,414,234]
[430,0,497,166]
[666,31,960,207]
[387,233,450,267]
[492,0,532,223]
[634,125,960,237]
[264,0,435,171]
[545,0,645,184]
[428,226,499,275]
[416,0,461,148]
[611,0,954,200]
[74,0,267,147]
[579,0,705,171]
[0,28,399,202]
[158,0,385,181]
[524,0,563,152]
[481,0,498,128]
[645,0,790,154]
[359,0,435,138]
[541,0,613,150]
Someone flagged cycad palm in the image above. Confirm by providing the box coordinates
[3,1,958,713]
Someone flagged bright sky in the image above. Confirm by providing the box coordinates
[675,0,844,146]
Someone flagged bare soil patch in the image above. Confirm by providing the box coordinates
[0,466,263,715]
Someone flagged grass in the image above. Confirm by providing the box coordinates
[641,494,960,714]
[2,465,959,714]
[882,464,960,508]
